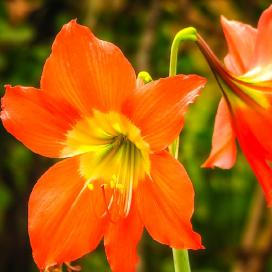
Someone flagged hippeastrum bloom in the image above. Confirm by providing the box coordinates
[198,5,272,205]
[1,21,206,271]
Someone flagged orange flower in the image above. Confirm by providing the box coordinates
[199,6,272,205]
[1,21,206,271]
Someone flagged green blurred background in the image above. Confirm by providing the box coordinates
[1,0,272,271]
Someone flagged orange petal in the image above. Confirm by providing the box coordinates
[104,198,143,272]
[1,85,80,158]
[242,149,272,206]
[202,98,237,169]
[123,75,206,152]
[221,16,257,75]
[136,151,203,249]
[253,5,272,68]
[233,106,272,205]
[41,20,136,114]
[28,157,106,269]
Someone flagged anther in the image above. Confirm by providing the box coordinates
[87,183,94,190]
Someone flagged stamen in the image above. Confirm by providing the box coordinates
[45,265,62,272]
[65,262,81,272]
[100,184,118,223]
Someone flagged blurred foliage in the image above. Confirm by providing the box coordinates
[0,0,272,271]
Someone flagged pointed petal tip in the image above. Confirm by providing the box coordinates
[173,229,204,250]
[220,15,241,27]
[188,232,204,250]
[61,19,84,35]
[195,242,205,250]
[64,19,83,31]
[201,148,236,169]
[220,15,238,31]
[264,4,272,13]
[201,152,232,169]
[201,157,234,170]
[220,15,229,24]
[55,18,94,44]
[201,160,215,169]
[70,18,78,24]
[4,84,12,90]
[220,15,241,32]
[201,153,218,169]
[258,4,272,27]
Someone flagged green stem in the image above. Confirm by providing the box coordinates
[169,27,197,161]
[173,249,191,272]
[169,27,197,77]
[169,27,197,272]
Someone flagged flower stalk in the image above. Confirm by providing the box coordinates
[173,249,191,272]
[169,27,197,158]
[169,27,198,272]
[169,27,198,77]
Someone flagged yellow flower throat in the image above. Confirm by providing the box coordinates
[63,110,151,217]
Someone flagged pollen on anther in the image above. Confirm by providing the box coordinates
[110,174,117,188]
[116,183,124,190]
[87,183,94,190]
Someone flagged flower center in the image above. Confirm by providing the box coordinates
[63,110,151,218]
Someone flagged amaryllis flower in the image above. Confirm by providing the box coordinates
[1,20,206,271]
[198,5,272,205]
